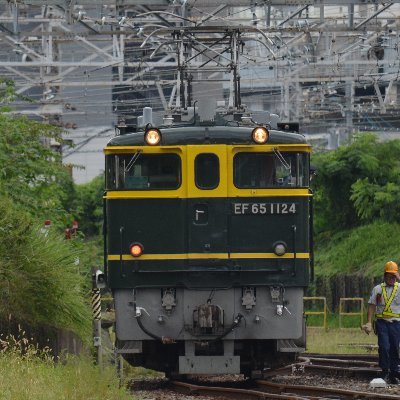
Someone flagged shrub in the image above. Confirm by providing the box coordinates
[0,196,91,339]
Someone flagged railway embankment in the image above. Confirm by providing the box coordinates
[309,221,400,314]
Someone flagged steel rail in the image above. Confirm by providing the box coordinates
[298,355,379,367]
[304,353,379,362]
[255,379,400,400]
[263,360,380,379]
[170,378,400,400]
[169,380,311,399]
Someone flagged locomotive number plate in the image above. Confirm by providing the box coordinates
[232,202,297,215]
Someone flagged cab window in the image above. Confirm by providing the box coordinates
[106,153,181,190]
[234,152,309,188]
[195,153,219,189]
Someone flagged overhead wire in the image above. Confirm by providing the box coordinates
[2,3,400,124]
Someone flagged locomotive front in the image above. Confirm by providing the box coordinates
[104,124,312,376]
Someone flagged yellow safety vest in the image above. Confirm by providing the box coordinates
[376,282,400,318]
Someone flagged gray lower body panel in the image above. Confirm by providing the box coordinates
[179,355,240,374]
[115,287,305,341]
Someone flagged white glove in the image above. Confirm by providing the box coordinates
[361,322,372,335]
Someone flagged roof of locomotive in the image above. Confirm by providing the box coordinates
[106,126,308,147]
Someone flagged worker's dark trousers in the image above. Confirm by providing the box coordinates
[376,319,400,374]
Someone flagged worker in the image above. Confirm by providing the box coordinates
[361,261,400,384]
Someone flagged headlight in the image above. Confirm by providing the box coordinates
[273,242,287,256]
[251,126,269,144]
[130,242,144,257]
[145,128,161,145]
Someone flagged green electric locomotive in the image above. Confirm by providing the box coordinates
[103,114,312,376]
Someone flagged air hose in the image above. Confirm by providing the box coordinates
[208,313,244,343]
[136,316,175,344]
[135,307,243,345]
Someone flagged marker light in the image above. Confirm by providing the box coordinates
[130,243,144,257]
[274,242,287,256]
[252,126,269,144]
[145,128,161,145]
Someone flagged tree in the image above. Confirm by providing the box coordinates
[72,174,104,237]
[0,78,31,111]
[0,113,75,225]
[312,133,400,232]
[0,80,91,339]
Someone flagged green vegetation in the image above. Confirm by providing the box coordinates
[309,133,400,321]
[0,113,74,226]
[0,83,118,396]
[312,133,400,234]
[0,88,94,339]
[312,133,400,280]
[0,333,133,400]
[315,221,400,278]
[0,197,91,339]
[0,78,31,111]
[306,310,364,329]
[306,328,377,354]
[72,175,104,237]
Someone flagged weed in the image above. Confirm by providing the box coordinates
[0,333,132,400]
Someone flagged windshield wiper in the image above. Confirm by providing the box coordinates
[273,147,291,170]
[125,150,142,172]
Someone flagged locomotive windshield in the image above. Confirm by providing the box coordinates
[234,152,309,188]
[106,153,181,190]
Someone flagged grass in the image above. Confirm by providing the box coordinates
[0,324,376,400]
[315,221,400,278]
[0,355,134,400]
[0,333,134,400]
[0,197,92,339]
[306,313,366,329]
[306,327,378,354]
[305,311,378,354]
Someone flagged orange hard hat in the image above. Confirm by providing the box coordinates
[384,261,398,275]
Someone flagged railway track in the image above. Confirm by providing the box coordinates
[129,354,398,399]
[166,354,398,400]
[170,379,400,400]
[262,354,380,380]
[304,353,379,362]
[255,379,399,400]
